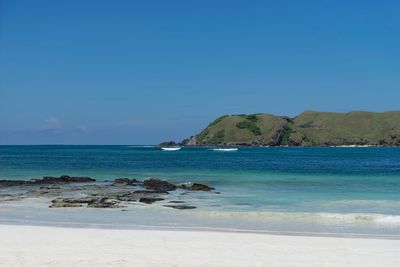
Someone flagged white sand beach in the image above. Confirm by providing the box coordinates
[0,224,399,267]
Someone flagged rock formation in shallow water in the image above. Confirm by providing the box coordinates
[0,175,96,187]
[113,178,138,185]
[1,177,214,210]
[144,178,177,191]
[177,182,215,191]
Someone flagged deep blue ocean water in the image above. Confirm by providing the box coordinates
[1,145,400,236]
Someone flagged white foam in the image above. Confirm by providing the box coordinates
[193,210,400,226]
[211,148,238,152]
[375,215,400,225]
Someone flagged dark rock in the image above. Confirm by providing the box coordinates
[116,192,139,202]
[49,196,122,208]
[163,205,196,210]
[87,202,121,208]
[61,197,99,204]
[1,176,96,188]
[158,141,178,146]
[114,178,131,183]
[49,199,83,208]
[139,197,164,204]
[40,175,96,184]
[113,178,138,185]
[50,202,83,208]
[0,180,26,187]
[144,178,176,191]
[99,197,108,203]
[169,200,185,203]
[116,189,168,202]
[87,197,122,208]
[178,182,214,191]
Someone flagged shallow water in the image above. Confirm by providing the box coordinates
[1,145,400,237]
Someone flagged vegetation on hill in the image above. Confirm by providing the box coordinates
[183,111,400,147]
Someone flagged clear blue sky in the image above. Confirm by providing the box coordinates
[1,0,399,144]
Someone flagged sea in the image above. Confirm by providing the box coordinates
[1,145,400,238]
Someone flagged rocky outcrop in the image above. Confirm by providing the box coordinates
[40,175,96,184]
[177,182,214,191]
[49,200,83,208]
[0,175,96,188]
[115,190,168,202]
[113,178,138,185]
[87,197,122,208]
[0,180,26,187]
[144,178,177,191]
[58,197,98,204]
[158,141,179,147]
[50,196,122,208]
[2,175,216,211]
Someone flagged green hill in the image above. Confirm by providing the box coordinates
[183,111,400,147]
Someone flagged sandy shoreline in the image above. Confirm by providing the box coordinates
[0,224,399,267]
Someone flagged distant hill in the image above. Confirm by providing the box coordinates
[182,111,400,147]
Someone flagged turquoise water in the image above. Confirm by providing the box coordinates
[1,145,400,236]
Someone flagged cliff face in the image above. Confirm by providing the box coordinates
[183,111,400,147]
